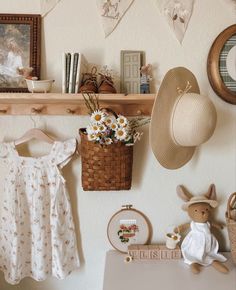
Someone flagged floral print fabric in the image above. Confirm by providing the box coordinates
[0,138,80,284]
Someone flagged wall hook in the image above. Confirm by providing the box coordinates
[31,107,42,114]
[0,109,7,114]
[66,108,76,114]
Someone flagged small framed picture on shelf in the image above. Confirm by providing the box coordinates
[0,14,41,92]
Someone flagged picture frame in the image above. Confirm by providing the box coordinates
[207,24,236,105]
[107,205,151,253]
[0,14,41,92]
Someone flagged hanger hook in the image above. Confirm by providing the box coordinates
[29,114,37,128]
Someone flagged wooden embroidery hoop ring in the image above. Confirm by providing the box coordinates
[107,205,151,253]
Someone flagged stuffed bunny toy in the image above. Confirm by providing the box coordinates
[176,184,229,274]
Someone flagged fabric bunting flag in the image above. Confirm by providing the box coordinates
[40,0,62,17]
[97,0,134,37]
[156,0,195,44]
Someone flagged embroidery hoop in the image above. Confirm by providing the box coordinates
[107,205,151,253]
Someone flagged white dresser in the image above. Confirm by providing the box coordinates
[103,251,236,290]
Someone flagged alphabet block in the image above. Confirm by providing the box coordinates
[127,244,182,260]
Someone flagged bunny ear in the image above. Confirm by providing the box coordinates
[176,185,193,202]
[205,184,217,200]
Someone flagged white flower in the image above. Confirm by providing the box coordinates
[86,125,94,135]
[117,115,128,127]
[90,110,106,124]
[105,116,115,127]
[125,134,131,141]
[95,132,102,141]
[98,124,107,132]
[88,133,97,141]
[110,122,118,131]
[115,128,128,141]
[91,124,100,133]
[105,138,113,145]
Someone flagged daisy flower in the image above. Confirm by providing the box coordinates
[117,115,128,127]
[105,116,115,127]
[90,110,106,124]
[95,132,102,139]
[91,124,100,133]
[115,128,127,141]
[88,133,97,141]
[104,138,113,145]
[124,134,132,142]
[98,124,107,132]
[86,124,94,135]
[110,122,118,131]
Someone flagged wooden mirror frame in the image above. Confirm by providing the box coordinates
[207,24,236,105]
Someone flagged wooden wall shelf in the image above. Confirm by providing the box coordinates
[0,93,155,116]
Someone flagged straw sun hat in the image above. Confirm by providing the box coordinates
[150,67,217,170]
[181,195,218,211]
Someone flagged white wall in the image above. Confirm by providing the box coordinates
[0,0,235,290]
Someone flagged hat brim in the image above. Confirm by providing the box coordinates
[182,199,218,211]
[150,67,200,169]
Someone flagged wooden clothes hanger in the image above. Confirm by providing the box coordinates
[14,115,55,146]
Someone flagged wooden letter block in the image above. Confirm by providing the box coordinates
[128,245,140,259]
[139,245,150,260]
[172,247,182,259]
[148,245,160,260]
[127,244,182,260]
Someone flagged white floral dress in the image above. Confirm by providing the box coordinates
[0,138,80,285]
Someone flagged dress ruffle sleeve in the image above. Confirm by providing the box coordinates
[0,142,9,158]
[53,138,77,169]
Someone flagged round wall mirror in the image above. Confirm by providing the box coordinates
[207,24,236,104]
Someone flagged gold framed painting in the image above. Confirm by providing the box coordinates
[0,14,41,92]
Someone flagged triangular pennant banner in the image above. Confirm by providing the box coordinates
[156,0,195,44]
[97,0,134,37]
[41,0,61,17]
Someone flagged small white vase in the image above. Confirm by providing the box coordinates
[166,233,181,250]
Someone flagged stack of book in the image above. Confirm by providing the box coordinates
[62,52,88,93]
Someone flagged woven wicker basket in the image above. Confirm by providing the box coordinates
[226,192,236,264]
[79,128,133,191]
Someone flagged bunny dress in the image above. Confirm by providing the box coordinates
[181,221,226,266]
[0,139,80,284]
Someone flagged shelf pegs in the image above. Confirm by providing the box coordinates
[0,108,7,114]
[66,108,76,114]
[31,107,43,114]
